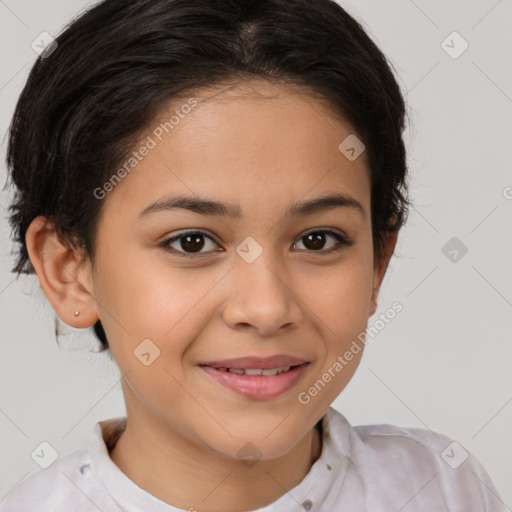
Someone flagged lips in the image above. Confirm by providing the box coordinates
[198,354,310,399]
[199,362,310,399]
[199,354,308,370]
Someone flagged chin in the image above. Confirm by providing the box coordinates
[205,425,307,464]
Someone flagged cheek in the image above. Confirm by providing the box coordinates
[295,261,371,413]
[90,251,203,380]
[306,250,374,338]
[97,246,216,336]
[298,246,373,397]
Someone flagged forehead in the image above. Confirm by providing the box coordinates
[102,80,370,223]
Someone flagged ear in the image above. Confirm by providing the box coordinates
[25,216,99,328]
[369,231,399,317]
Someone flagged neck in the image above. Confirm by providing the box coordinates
[109,415,323,511]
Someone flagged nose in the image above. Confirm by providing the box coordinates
[221,254,304,337]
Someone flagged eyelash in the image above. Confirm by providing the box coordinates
[159,228,354,258]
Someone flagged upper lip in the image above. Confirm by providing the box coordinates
[199,355,308,370]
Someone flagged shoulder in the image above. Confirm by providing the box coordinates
[325,408,506,511]
[352,420,457,462]
[0,448,113,512]
[351,419,480,476]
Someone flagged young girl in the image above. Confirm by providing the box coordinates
[1,0,506,510]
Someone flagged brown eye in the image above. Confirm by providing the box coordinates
[293,229,353,254]
[160,228,353,258]
[178,233,207,253]
[303,232,329,251]
[161,231,218,256]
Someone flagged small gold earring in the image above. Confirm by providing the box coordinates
[74,310,80,317]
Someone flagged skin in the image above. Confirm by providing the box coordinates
[26,79,398,512]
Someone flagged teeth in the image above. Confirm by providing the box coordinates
[220,366,292,376]
[244,368,263,375]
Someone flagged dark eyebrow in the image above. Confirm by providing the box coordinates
[138,193,365,220]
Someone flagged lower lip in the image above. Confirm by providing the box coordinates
[199,363,309,399]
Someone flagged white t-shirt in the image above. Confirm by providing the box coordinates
[0,406,506,511]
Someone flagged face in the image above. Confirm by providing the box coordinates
[34,80,395,461]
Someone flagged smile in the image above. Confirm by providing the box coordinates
[199,363,309,399]
[215,366,293,376]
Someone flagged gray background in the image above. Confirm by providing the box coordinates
[0,0,511,507]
